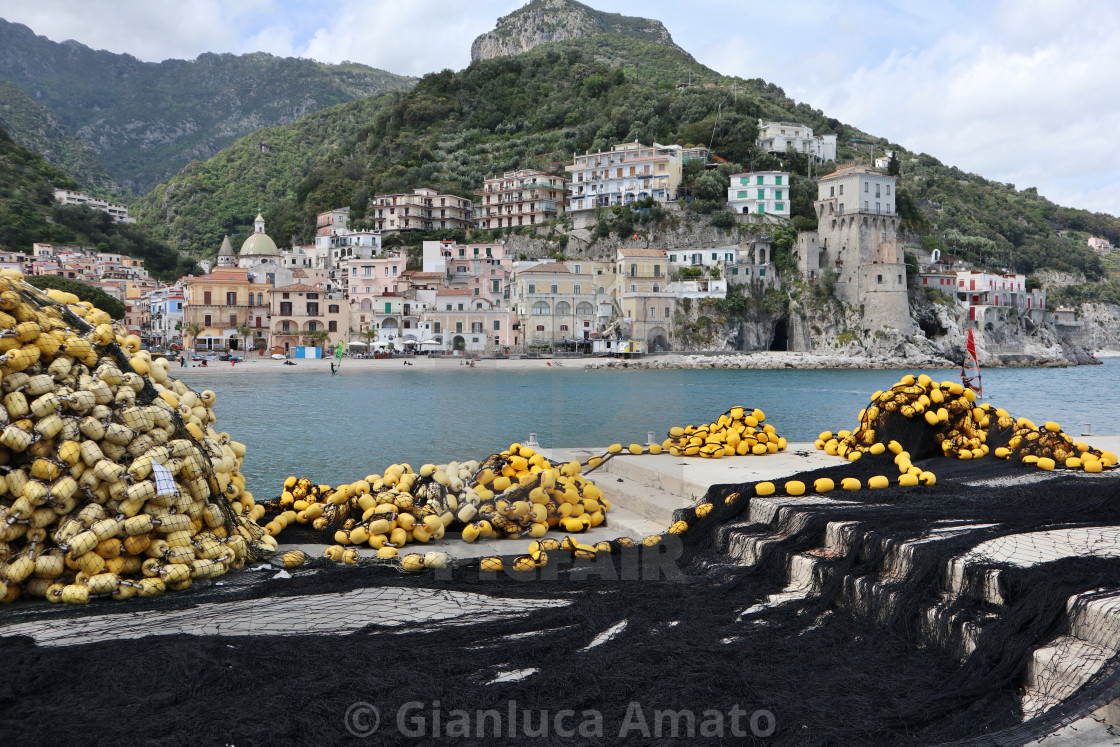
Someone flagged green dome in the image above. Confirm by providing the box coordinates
[240,232,278,256]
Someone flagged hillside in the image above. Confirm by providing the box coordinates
[130,2,1119,286]
[0,18,416,193]
[0,80,118,193]
[0,124,193,277]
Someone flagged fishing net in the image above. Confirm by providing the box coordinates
[2,373,1120,745]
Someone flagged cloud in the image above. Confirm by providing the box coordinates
[698,0,1120,215]
[0,0,272,61]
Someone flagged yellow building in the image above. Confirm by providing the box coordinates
[183,268,253,352]
[268,283,350,354]
[510,262,598,347]
[613,248,673,350]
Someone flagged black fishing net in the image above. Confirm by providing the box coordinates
[1,443,1118,746]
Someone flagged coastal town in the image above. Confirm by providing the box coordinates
[17,121,1111,364]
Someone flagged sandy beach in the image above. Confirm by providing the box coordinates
[171,350,951,375]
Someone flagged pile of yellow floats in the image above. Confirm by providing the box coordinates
[803,374,1116,497]
[0,273,266,605]
[661,406,787,458]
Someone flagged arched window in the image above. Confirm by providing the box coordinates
[532,301,550,315]
[652,284,660,293]
[555,301,571,315]
[257,293,263,306]
[576,301,594,315]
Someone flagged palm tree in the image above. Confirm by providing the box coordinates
[184,322,203,355]
[360,326,378,354]
[236,324,253,356]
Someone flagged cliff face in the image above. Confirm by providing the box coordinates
[471,0,682,61]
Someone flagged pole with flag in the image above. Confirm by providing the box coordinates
[961,328,982,398]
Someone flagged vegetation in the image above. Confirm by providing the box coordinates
[25,275,125,319]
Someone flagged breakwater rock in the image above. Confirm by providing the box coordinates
[584,352,958,371]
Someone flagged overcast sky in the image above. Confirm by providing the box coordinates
[2,0,1117,217]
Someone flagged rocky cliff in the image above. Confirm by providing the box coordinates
[471,0,683,61]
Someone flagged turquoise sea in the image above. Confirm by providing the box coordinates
[178,359,1120,497]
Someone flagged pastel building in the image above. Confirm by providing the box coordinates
[612,248,673,350]
[509,262,598,347]
[423,290,510,353]
[474,169,568,228]
[268,283,349,354]
[370,188,473,233]
[566,142,684,228]
[756,121,837,163]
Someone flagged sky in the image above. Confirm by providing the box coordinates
[1,0,1117,217]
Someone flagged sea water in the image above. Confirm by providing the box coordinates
[178,359,1120,495]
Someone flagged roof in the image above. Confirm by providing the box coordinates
[292,269,309,278]
[240,232,279,257]
[270,283,322,293]
[618,248,667,258]
[403,271,443,280]
[217,235,234,257]
[436,289,473,296]
[188,268,249,283]
[519,262,570,274]
[818,165,888,182]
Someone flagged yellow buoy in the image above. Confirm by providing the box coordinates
[813,477,834,493]
[868,475,889,490]
[755,481,775,497]
[784,480,806,496]
[840,477,861,491]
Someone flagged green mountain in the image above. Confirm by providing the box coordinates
[0,18,416,193]
[130,1,1118,286]
[0,80,118,193]
[0,124,195,277]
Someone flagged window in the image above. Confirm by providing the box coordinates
[886,185,891,195]
[576,302,594,314]
[472,322,482,334]
[328,321,337,332]
[732,267,738,276]
[457,303,464,311]
[875,184,881,198]
[652,284,659,293]
[280,302,292,316]
[630,264,637,277]
[281,321,289,332]
[550,284,558,294]
[877,274,883,284]
[776,203,785,211]
[649,307,656,319]
[670,254,677,262]
[528,283,536,294]
[560,325,569,331]
[364,266,371,276]
[204,314,212,327]
[307,293,318,300]
[865,182,869,193]
[493,320,501,330]
[385,302,392,314]
[329,304,339,313]
[307,302,319,315]
[573,264,581,274]
[308,321,318,332]
[458,248,464,257]
[433,322,441,333]
[757,204,764,213]
[839,185,844,195]
[737,191,747,199]
[203,291,212,305]
[740,177,748,186]
[758,189,765,200]
[536,325,544,332]
[759,269,765,277]
[574,284,580,294]
[532,301,550,315]
[775,190,782,200]
[775,176,782,185]
[630,284,637,292]
[556,301,571,315]
[455,322,463,333]
[830,186,835,197]
[756,175,764,185]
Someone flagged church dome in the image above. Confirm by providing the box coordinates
[239,212,278,256]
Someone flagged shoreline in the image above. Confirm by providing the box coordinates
[169,350,1117,375]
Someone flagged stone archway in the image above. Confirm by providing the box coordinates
[647,326,669,352]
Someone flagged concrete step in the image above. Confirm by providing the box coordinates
[597,455,711,503]
[1023,635,1113,720]
[596,473,695,528]
[1068,591,1120,652]
[599,502,667,540]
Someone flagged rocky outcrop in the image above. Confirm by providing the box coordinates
[471,0,682,62]
[1064,303,1120,354]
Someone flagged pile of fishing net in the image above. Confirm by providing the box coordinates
[0,271,269,605]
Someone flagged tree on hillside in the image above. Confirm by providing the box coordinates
[24,275,125,319]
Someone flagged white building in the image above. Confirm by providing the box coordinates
[565,141,684,228]
[727,172,791,220]
[667,245,739,269]
[756,121,837,163]
[53,189,135,223]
